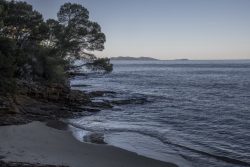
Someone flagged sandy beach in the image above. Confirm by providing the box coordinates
[0,122,177,167]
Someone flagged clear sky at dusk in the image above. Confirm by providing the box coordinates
[23,0,250,60]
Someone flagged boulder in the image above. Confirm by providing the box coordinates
[0,97,19,116]
[83,133,106,144]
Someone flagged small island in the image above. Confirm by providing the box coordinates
[110,56,159,61]
[175,59,189,61]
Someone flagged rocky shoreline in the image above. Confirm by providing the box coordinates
[0,80,153,167]
[0,80,115,126]
[0,79,151,126]
[0,80,116,167]
[0,161,68,167]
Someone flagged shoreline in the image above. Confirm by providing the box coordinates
[0,79,179,167]
[0,121,177,167]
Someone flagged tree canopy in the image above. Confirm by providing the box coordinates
[57,3,106,60]
[0,0,112,94]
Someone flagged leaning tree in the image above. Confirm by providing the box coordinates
[47,3,112,72]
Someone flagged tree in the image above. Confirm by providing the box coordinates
[0,0,113,95]
[43,19,63,49]
[1,1,46,48]
[0,0,6,28]
[56,3,106,60]
[54,3,112,73]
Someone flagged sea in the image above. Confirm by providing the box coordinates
[69,60,250,167]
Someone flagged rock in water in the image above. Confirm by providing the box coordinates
[83,132,106,144]
[88,91,116,98]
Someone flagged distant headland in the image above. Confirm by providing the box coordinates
[175,59,189,61]
[110,56,159,61]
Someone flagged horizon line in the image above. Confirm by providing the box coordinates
[108,56,250,61]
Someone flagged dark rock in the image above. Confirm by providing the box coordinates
[0,107,11,116]
[68,72,87,77]
[0,80,116,126]
[0,93,90,126]
[110,97,148,105]
[67,90,91,105]
[16,80,90,105]
[90,101,113,109]
[0,97,19,116]
[0,161,68,167]
[88,91,116,98]
[0,114,31,126]
[71,84,89,88]
[77,107,101,112]
[83,133,106,144]
[46,120,68,131]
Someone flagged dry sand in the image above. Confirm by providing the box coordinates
[0,122,177,167]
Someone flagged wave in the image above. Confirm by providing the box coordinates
[70,60,250,167]
[67,120,250,167]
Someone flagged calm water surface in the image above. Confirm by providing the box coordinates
[70,60,250,167]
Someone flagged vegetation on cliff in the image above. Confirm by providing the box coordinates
[0,0,112,95]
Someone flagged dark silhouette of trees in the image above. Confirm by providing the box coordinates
[1,1,46,48]
[0,38,17,94]
[55,3,106,61]
[0,0,112,94]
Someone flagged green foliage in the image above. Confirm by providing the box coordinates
[32,47,68,83]
[57,3,89,25]
[44,19,64,49]
[44,58,67,84]
[0,0,112,94]
[57,3,106,60]
[1,1,45,47]
[0,38,17,94]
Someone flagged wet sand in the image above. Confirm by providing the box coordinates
[0,122,177,167]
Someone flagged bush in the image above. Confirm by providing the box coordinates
[29,47,68,84]
[43,56,67,84]
[0,38,17,94]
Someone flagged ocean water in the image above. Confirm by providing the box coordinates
[69,60,250,167]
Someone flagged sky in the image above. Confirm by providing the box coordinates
[23,0,250,60]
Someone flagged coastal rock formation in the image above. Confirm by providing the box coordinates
[0,80,152,126]
[0,81,103,126]
[17,81,91,105]
[0,97,19,116]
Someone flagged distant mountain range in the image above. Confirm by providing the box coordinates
[110,56,159,61]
